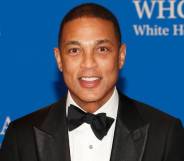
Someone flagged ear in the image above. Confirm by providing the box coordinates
[54,48,63,72]
[118,43,126,69]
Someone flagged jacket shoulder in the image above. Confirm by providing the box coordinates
[119,93,181,124]
[9,99,63,130]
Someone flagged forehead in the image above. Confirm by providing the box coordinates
[61,17,118,44]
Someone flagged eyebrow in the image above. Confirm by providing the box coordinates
[64,41,81,46]
[95,39,114,46]
[63,39,114,46]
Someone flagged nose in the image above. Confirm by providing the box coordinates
[80,50,97,69]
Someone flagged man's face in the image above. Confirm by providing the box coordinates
[54,17,126,111]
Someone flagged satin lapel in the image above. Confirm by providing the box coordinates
[33,96,71,161]
[110,93,150,161]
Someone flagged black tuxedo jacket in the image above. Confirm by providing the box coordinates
[1,92,184,161]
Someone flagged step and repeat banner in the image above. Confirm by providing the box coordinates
[0,0,184,144]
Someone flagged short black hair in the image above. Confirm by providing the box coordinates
[58,3,121,48]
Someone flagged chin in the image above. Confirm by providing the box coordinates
[79,90,107,103]
[80,93,101,102]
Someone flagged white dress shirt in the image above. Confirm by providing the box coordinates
[66,87,119,161]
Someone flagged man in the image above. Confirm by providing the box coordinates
[0,3,183,161]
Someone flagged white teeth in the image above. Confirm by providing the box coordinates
[81,77,100,81]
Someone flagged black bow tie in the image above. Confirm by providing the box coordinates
[68,104,114,140]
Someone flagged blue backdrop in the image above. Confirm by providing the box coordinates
[0,0,184,144]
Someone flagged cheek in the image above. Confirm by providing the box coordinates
[98,56,119,73]
[98,57,119,87]
[61,59,79,83]
[62,57,80,72]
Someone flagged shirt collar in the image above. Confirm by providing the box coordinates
[66,87,119,120]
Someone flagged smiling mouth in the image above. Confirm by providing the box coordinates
[79,76,102,81]
[78,76,102,88]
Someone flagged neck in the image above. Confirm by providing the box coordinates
[70,88,115,113]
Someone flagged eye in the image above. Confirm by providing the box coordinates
[68,48,80,55]
[97,46,110,53]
